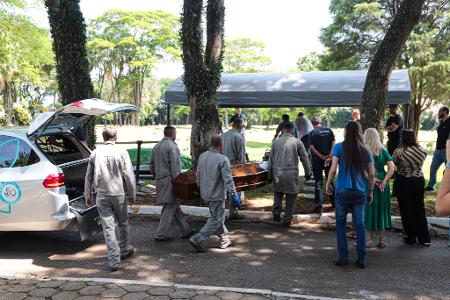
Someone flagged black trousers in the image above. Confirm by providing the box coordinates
[312,157,335,209]
[387,139,400,156]
[396,174,430,244]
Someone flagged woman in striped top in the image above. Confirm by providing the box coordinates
[393,129,430,246]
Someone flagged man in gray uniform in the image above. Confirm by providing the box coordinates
[150,126,192,241]
[85,127,136,272]
[189,135,239,252]
[268,122,311,226]
[222,118,246,219]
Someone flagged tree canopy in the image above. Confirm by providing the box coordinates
[318,0,449,132]
[87,10,180,125]
[223,38,272,73]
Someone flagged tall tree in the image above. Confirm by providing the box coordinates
[223,38,271,73]
[360,0,426,131]
[45,0,95,147]
[181,0,224,167]
[1,2,55,125]
[320,0,449,132]
[87,10,180,126]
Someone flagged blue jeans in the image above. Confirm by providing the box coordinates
[428,149,447,189]
[335,190,366,264]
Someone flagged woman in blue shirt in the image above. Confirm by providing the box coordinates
[325,121,375,269]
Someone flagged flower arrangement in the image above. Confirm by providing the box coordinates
[13,104,32,126]
[0,116,7,127]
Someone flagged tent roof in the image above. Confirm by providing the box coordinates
[164,69,411,107]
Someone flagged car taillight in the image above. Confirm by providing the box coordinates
[43,173,65,188]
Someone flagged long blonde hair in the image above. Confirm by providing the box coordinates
[364,128,384,156]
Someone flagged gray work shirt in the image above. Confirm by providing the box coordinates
[150,137,181,204]
[222,128,246,164]
[268,133,311,194]
[196,148,236,202]
[85,141,136,199]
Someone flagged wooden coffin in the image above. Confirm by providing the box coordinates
[231,163,268,192]
[172,162,268,200]
[172,171,199,200]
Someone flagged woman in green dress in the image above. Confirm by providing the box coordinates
[364,128,396,248]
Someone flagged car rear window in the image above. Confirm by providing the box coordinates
[36,135,84,165]
[0,135,40,168]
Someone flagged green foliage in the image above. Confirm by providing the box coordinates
[420,110,436,130]
[318,0,449,131]
[127,147,192,169]
[87,9,180,123]
[223,38,272,73]
[297,52,322,71]
[0,2,56,123]
[45,0,93,103]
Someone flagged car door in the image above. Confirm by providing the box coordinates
[0,133,63,230]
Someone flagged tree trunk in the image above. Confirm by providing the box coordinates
[45,0,95,148]
[224,108,228,130]
[182,0,224,168]
[132,80,142,126]
[360,0,426,132]
[266,109,274,129]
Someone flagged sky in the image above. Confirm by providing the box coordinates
[28,0,333,78]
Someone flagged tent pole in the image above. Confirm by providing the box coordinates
[167,104,171,125]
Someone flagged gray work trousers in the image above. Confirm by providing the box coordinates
[191,200,230,245]
[96,195,132,267]
[273,192,297,224]
[155,202,190,238]
[228,191,245,217]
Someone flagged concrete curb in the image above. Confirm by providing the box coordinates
[129,205,450,229]
[1,275,346,300]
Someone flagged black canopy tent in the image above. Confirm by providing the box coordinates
[164,69,411,123]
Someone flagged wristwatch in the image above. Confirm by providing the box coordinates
[447,161,450,168]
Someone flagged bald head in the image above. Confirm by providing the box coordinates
[211,135,223,150]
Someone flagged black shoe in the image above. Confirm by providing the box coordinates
[402,237,416,245]
[155,236,175,242]
[228,214,245,220]
[189,239,205,253]
[120,247,135,260]
[355,261,366,269]
[333,260,348,266]
[273,213,281,222]
[109,264,119,272]
[419,241,431,247]
[281,221,292,227]
[425,186,435,192]
[181,229,197,239]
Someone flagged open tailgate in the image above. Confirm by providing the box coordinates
[28,98,139,137]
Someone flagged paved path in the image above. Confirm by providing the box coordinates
[1,217,450,299]
[0,277,328,300]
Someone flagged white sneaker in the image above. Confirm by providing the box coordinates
[219,239,232,249]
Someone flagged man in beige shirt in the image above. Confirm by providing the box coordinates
[85,127,136,272]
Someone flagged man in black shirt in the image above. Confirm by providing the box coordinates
[384,105,404,155]
[309,116,335,214]
[273,114,297,141]
[426,106,449,191]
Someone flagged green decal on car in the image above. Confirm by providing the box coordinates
[0,181,22,214]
